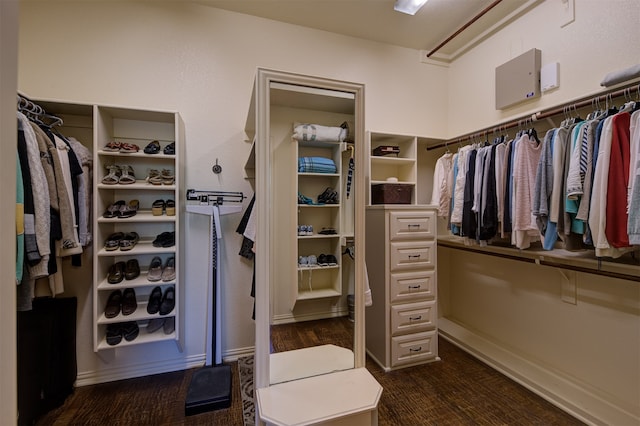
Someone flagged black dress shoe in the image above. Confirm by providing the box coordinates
[105,290,122,319]
[106,323,122,346]
[159,286,175,315]
[147,286,162,314]
[124,259,140,280]
[121,288,137,316]
[107,261,126,284]
[121,321,140,342]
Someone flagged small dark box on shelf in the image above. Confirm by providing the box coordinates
[371,184,413,204]
[372,145,400,156]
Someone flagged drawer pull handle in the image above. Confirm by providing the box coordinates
[408,254,421,259]
[408,285,421,289]
[409,315,422,321]
[407,224,421,229]
[409,346,422,352]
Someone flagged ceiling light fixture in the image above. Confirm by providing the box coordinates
[394,0,429,15]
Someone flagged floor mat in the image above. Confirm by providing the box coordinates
[237,355,255,426]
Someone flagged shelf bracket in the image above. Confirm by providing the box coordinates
[558,269,577,305]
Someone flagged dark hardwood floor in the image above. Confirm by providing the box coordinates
[35,318,584,425]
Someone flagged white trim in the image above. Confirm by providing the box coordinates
[75,354,206,387]
[439,318,639,426]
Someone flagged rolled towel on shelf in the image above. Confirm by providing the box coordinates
[293,123,347,143]
[600,64,640,87]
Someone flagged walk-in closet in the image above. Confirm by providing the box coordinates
[4,0,639,425]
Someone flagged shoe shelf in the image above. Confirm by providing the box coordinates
[97,274,176,290]
[97,308,175,325]
[97,241,176,257]
[97,211,176,223]
[294,140,345,307]
[96,327,176,351]
[93,105,183,353]
[97,182,177,191]
[97,150,176,160]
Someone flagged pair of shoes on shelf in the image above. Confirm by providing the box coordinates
[152,231,175,248]
[104,232,139,251]
[146,317,175,334]
[147,256,175,282]
[104,199,139,218]
[146,168,174,185]
[318,227,337,235]
[298,225,313,236]
[299,255,318,268]
[146,285,175,315]
[102,165,136,185]
[151,199,176,216]
[103,141,140,153]
[318,187,339,204]
[103,200,125,218]
[143,140,161,155]
[104,288,137,318]
[106,321,139,346]
[318,254,338,266]
[107,260,140,283]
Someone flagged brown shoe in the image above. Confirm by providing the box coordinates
[121,288,137,316]
[104,290,122,319]
[124,259,140,280]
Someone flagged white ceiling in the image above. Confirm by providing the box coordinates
[198,0,538,61]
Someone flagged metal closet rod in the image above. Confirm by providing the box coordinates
[427,80,640,151]
[427,0,503,58]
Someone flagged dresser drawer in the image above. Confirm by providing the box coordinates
[390,241,435,271]
[390,300,436,336]
[391,330,438,367]
[390,270,436,303]
[389,210,436,241]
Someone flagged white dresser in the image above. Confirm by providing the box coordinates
[365,206,439,371]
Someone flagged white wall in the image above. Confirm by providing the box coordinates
[1,1,18,423]
[447,0,640,136]
[17,0,448,383]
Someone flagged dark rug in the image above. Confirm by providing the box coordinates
[238,355,255,426]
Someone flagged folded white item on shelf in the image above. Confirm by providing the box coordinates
[293,123,347,143]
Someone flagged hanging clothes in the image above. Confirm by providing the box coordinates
[17,112,51,280]
[605,112,631,247]
[628,110,640,244]
[430,151,454,217]
[512,133,543,249]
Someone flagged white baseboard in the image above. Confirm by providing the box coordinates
[272,309,348,325]
[76,354,206,387]
[438,317,639,426]
[76,347,256,387]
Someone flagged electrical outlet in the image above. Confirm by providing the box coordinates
[560,0,575,28]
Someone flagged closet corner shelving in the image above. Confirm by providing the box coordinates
[260,79,356,316]
[366,131,418,205]
[93,106,184,352]
[295,139,346,305]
